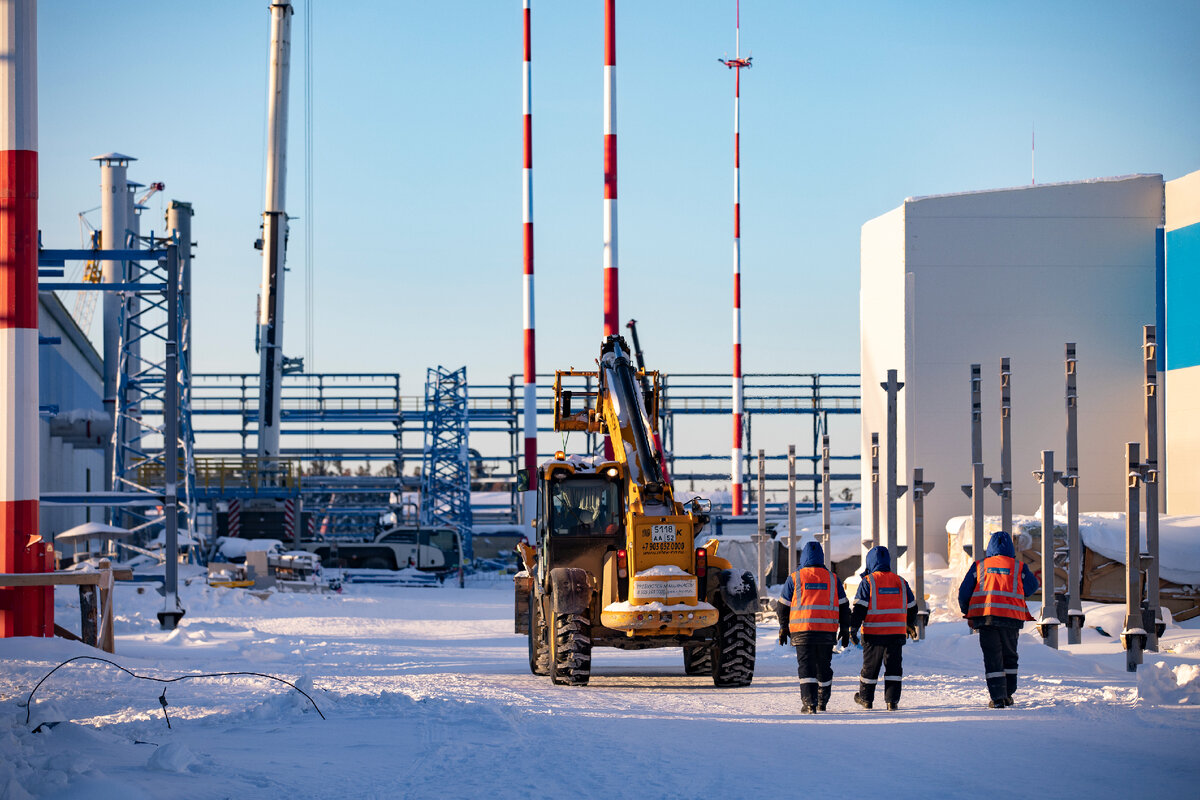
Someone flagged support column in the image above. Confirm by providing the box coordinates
[911,468,934,638]
[787,443,796,576]
[960,364,991,561]
[158,244,184,630]
[1062,343,1084,643]
[1033,450,1062,648]
[991,358,1012,534]
[521,0,537,526]
[821,434,831,567]
[753,449,766,599]
[1143,325,1161,652]
[0,0,44,637]
[1121,442,1145,672]
[880,370,905,568]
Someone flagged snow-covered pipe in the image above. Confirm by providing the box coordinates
[257,0,293,465]
[0,0,43,637]
[521,0,537,524]
[602,0,618,337]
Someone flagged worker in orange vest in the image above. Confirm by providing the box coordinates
[775,541,850,714]
[849,545,917,710]
[958,530,1039,708]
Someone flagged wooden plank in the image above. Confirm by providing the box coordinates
[0,572,102,587]
[80,585,99,647]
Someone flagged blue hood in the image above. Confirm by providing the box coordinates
[985,530,1016,559]
[865,545,892,574]
[799,541,826,568]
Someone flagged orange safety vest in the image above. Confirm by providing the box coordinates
[966,555,1034,622]
[862,571,908,635]
[789,566,840,633]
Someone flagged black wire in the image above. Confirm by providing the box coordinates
[24,656,326,725]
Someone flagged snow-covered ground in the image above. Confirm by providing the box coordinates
[2,574,1199,799]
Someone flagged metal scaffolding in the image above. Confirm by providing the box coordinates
[420,367,473,561]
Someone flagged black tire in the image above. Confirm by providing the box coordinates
[549,612,592,686]
[361,556,392,570]
[712,607,755,688]
[528,597,549,676]
[683,644,714,676]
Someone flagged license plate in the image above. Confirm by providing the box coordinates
[650,525,677,543]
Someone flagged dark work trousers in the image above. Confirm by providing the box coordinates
[793,632,835,709]
[859,634,904,705]
[978,625,1021,700]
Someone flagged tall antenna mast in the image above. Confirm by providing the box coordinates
[521,0,537,524]
[720,1,752,516]
[1031,123,1036,186]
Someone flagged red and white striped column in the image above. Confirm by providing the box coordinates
[521,0,537,524]
[722,3,750,516]
[602,0,618,337]
[1,0,43,637]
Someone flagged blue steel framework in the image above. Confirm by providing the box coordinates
[420,367,474,561]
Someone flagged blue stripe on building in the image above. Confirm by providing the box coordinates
[1167,222,1200,371]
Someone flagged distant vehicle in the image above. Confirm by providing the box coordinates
[299,526,462,575]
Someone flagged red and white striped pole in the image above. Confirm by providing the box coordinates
[521,0,537,524]
[602,0,618,338]
[0,0,43,637]
[721,2,751,516]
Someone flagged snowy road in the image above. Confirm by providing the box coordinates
[2,578,1199,799]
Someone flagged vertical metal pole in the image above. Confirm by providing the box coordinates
[997,358,1012,534]
[821,434,831,568]
[1143,325,1161,652]
[1122,442,1144,671]
[158,245,184,630]
[881,370,904,568]
[123,183,142,469]
[870,432,879,551]
[94,153,132,494]
[970,363,983,465]
[754,449,766,597]
[602,0,618,338]
[0,0,44,638]
[961,364,991,561]
[256,0,293,468]
[521,0,537,527]
[1063,343,1084,643]
[911,468,934,638]
[787,444,796,576]
[1033,451,1061,648]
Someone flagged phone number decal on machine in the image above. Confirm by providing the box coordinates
[632,578,695,599]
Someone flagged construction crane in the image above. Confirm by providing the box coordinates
[71,182,165,334]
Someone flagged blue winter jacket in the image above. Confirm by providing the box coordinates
[775,541,849,641]
[957,530,1040,629]
[850,546,917,638]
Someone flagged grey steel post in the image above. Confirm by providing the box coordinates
[1143,326,1161,652]
[1060,344,1084,643]
[911,468,934,639]
[754,449,767,601]
[158,244,185,630]
[93,153,134,495]
[869,431,880,560]
[1033,451,1062,648]
[787,444,797,576]
[167,201,194,388]
[1121,442,1145,671]
[124,182,142,462]
[880,371,905,569]
[821,434,831,568]
[990,358,1013,535]
[960,364,991,561]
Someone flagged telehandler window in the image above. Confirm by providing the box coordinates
[549,478,620,537]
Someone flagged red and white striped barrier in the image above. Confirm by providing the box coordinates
[227,499,242,538]
[0,0,43,637]
[602,0,618,338]
[283,497,295,540]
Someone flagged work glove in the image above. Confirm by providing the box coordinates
[907,624,919,641]
[778,629,789,647]
[849,629,861,646]
[838,628,850,648]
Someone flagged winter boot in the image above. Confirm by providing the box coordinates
[1003,696,1014,707]
[883,679,902,709]
[817,685,831,712]
[987,698,1007,709]
[885,702,899,711]
[853,692,872,710]
[1006,673,1018,699]
[800,682,819,714]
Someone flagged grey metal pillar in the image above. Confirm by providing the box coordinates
[911,467,934,639]
[754,449,767,599]
[1143,325,1161,652]
[124,181,142,464]
[93,153,134,495]
[960,364,991,561]
[1061,343,1084,643]
[158,244,185,630]
[167,201,194,388]
[821,434,831,568]
[873,431,883,556]
[787,444,797,576]
[1033,451,1062,648]
[1121,441,1145,671]
[881,370,905,568]
[991,358,1012,535]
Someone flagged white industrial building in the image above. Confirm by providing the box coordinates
[38,292,107,557]
[860,174,1165,559]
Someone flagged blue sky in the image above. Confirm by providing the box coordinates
[37,0,1200,400]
